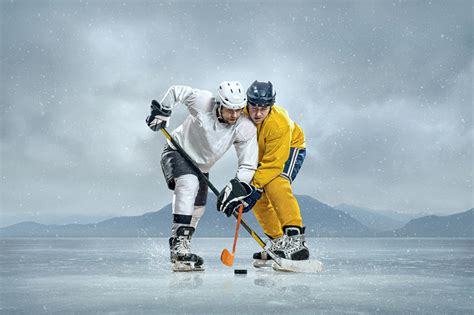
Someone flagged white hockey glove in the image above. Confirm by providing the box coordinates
[217,179,248,217]
[146,100,171,131]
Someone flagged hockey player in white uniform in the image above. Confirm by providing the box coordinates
[146,81,258,272]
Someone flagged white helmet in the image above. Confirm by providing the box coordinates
[216,81,247,110]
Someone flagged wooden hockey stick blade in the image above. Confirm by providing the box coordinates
[220,248,235,267]
[262,243,323,273]
[272,258,323,273]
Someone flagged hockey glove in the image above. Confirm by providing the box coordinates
[146,100,171,131]
[217,179,248,217]
[240,183,262,213]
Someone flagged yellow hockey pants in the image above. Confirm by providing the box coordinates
[252,176,303,239]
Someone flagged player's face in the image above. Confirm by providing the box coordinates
[247,104,271,125]
[221,107,243,125]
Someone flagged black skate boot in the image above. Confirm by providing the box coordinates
[273,226,309,261]
[272,226,323,273]
[169,226,204,272]
[252,236,286,268]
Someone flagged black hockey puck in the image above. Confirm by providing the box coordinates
[234,269,247,275]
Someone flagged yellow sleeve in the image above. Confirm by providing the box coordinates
[253,124,291,189]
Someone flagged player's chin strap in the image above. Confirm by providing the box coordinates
[212,98,225,123]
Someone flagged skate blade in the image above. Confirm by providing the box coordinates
[253,260,273,269]
[272,258,323,273]
[172,262,205,272]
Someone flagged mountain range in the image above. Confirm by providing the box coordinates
[0,195,472,238]
[334,203,408,231]
[377,209,473,237]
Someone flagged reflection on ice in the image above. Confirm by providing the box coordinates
[168,273,204,290]
[0,238,472,314]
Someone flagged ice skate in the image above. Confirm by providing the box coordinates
[169,226,205,272]
[274,226,309,261]
[252,236,286,269]
[271,226,323,273]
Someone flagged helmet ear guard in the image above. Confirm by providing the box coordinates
[246,80,276,107]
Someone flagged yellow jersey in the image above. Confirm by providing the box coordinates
[245,105,305,189]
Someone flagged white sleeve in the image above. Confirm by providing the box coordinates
[233,118,258,184]
[159,86,212,117]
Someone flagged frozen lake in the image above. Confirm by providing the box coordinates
[1,238,472,314]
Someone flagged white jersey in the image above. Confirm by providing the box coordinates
[160,85,258,183]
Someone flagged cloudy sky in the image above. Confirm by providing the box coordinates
[1,0,472,226]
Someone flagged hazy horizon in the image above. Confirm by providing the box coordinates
[2,193,472,228]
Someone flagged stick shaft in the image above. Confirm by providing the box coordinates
[231,205,243,254]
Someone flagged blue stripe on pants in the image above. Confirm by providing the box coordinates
[281,148,306,183]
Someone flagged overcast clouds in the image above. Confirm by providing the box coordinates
[1,0,472,226]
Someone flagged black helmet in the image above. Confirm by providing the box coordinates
[246,80,276,107]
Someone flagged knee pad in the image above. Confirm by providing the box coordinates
[173,174,200,217]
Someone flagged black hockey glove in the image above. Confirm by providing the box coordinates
[241,183,262,213]
[146,100,171,131]
[217,179,248,217]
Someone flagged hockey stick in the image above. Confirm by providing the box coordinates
[220,204,243,266]
[159,127,322,273]
[160,127,266,247]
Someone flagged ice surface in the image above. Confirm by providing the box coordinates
[0,238,472,314]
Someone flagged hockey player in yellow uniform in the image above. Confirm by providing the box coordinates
[217,80,309,266]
